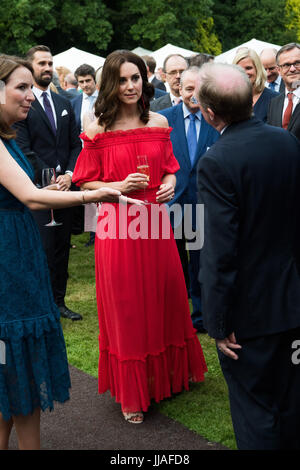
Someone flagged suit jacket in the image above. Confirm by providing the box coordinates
[160,103,219,213]
[151,76,166,91]
[197,117,300,340]
[70,93,83,135]
[267,91,300,140]
[14,90,81,181]
[153,88,167,100]
[150,93,172,112]
[64,88,81,100]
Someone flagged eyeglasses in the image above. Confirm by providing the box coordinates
[278,61,300,72]
[166,69,185,76]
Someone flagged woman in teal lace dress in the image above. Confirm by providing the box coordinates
[0,55,139,450]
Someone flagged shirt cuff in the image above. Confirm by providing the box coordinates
[65,171,73,178]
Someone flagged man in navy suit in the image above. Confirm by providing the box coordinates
[197,61,300,449]
[159,67,219,332]
[14,45,83,321]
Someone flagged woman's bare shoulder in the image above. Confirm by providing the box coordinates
[148,111,169,128]
[85,120,105,139]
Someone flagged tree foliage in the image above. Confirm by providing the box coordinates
[212,0,295,52]
[0,0,297,59]
[285,0,300,41]
[0,0,112,56]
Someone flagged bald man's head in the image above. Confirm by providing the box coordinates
[197,63,253,125]
[260,48,279,83]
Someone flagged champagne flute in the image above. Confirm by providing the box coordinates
[41,168,62,227]
[137,155,150,203]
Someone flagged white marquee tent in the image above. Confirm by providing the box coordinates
[150,43,199,69]
[215,38,282,64]
[132,46,153,56]
[53,47,105,73]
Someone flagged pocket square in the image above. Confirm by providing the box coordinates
[61,109,68,117]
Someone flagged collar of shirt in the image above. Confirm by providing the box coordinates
[285,85,300,99]
[83,90,98,100]
[182,102,202,139]
[182,102,202,121]
[32,85,51,100]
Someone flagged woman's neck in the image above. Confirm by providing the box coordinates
[113,103,144,130]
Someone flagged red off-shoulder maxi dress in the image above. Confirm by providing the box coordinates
[73,127,207,413]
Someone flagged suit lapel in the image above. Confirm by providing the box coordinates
[275,94,285,127]
[289,101,300,130]
[51,91,63,141]
[194,116,209,165]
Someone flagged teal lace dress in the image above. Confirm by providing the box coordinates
[0,139,71,421]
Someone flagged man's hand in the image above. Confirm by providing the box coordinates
[57,173,72,191]
[216,332,242,360]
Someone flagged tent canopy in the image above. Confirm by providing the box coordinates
[150,43,199,69]
[132,47,153,56]
[215,38,281,64]
[53,47,105,73]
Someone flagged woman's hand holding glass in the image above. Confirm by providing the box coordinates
[121,172,149,194]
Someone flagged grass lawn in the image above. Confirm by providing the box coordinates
[62,232,237,450]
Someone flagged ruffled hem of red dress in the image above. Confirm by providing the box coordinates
[98,335,207,413]
[80,126,172,144]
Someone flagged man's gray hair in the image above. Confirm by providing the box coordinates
[180,66,200,87]
[197,62,253,124]
[276,43,300,64]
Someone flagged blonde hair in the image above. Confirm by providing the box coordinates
[233,48,267,94]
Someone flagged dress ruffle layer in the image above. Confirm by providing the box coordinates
[98,334,207,413]
[0,313,70,421]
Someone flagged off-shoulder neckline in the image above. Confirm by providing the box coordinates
[80,126,172,142]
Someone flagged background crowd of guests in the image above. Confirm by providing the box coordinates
[1,39,300,450]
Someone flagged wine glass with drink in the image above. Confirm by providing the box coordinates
[41,168,62,227]
[137,155,150,203]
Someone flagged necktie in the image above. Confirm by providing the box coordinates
[42,91,56,135]
[187,113,197,166]
[269,81,276,91]
[282,92,294,129]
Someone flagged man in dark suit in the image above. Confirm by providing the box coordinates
[197,61,300,449]
[14,45,83,321]
[260,48,285,93]
[63,73,81,100]
[71,64,98,135]
[142,55,166,91]
[159,67,219,333]
[150,54,188,112]
[267,43,300,140]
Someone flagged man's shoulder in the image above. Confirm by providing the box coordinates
[150,93,171,111]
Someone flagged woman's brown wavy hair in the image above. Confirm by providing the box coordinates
[94,50,154,131]
[0,54,33,139]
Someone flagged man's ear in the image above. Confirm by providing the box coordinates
[207,107,215,121]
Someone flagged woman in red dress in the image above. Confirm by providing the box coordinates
[72,50,207,424]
